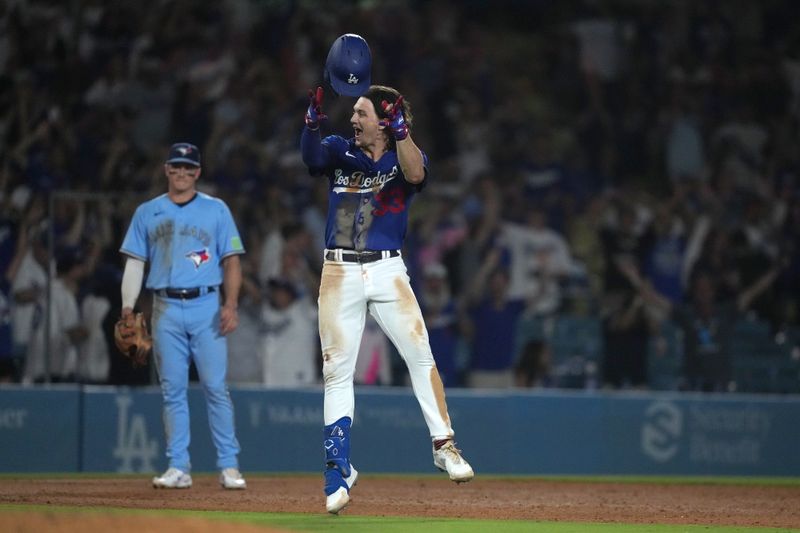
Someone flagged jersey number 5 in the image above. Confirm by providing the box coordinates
[373,188,405,216]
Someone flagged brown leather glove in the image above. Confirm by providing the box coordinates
[114,312,152,367]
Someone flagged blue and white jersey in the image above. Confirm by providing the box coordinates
[120,192,245,289]
[314,135,428,251]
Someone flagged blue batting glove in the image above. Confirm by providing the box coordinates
[379,96,408,141]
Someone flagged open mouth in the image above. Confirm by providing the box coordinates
[353,127,362,140]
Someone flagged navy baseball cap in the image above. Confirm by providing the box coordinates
[165,142,201,166]
[324,33,371,97]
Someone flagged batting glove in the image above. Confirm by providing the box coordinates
[305,86,327,130]
[379,96,408,141]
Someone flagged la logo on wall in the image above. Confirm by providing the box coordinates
[112,394,159,472]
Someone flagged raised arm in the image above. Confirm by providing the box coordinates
[737,260,784,312]
[459,247,502,310]
[301,86,328,169]
[380,96,424,184]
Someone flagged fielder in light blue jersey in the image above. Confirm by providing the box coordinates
[119,142,247,490]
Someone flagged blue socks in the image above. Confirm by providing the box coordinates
[323,417,352,496]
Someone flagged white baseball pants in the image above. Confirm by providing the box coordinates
[318,252,455,439]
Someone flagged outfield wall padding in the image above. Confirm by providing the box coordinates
[1,385,798,476]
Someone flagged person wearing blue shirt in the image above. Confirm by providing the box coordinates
[119,142,247,490]
[301,85,474,514]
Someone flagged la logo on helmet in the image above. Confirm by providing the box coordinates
[325,33,371,96]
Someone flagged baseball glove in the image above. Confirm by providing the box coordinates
[114,312,152,367]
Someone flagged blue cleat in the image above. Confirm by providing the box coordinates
[325,463,358,514]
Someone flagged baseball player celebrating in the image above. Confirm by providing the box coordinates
[119,142,247,490]
[301,85,474,514]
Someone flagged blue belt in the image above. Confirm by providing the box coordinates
[155,287,216,300]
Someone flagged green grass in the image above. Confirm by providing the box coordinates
[228,511,799,532]
[2,504,799,533]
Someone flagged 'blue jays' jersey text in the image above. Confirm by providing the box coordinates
[120,192,245,289]
[316,135,428,251]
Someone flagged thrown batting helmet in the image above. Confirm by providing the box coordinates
[324,33,371,97]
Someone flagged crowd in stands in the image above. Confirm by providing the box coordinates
[1,0,799,392]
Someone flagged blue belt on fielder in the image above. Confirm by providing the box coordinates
[325,249,400,264]
[154,286,216,300]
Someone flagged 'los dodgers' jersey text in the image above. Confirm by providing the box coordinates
[316,135,427,251]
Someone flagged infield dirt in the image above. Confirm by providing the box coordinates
[1,475,799,531]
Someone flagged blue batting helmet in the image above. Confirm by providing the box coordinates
[324,33,372,97]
